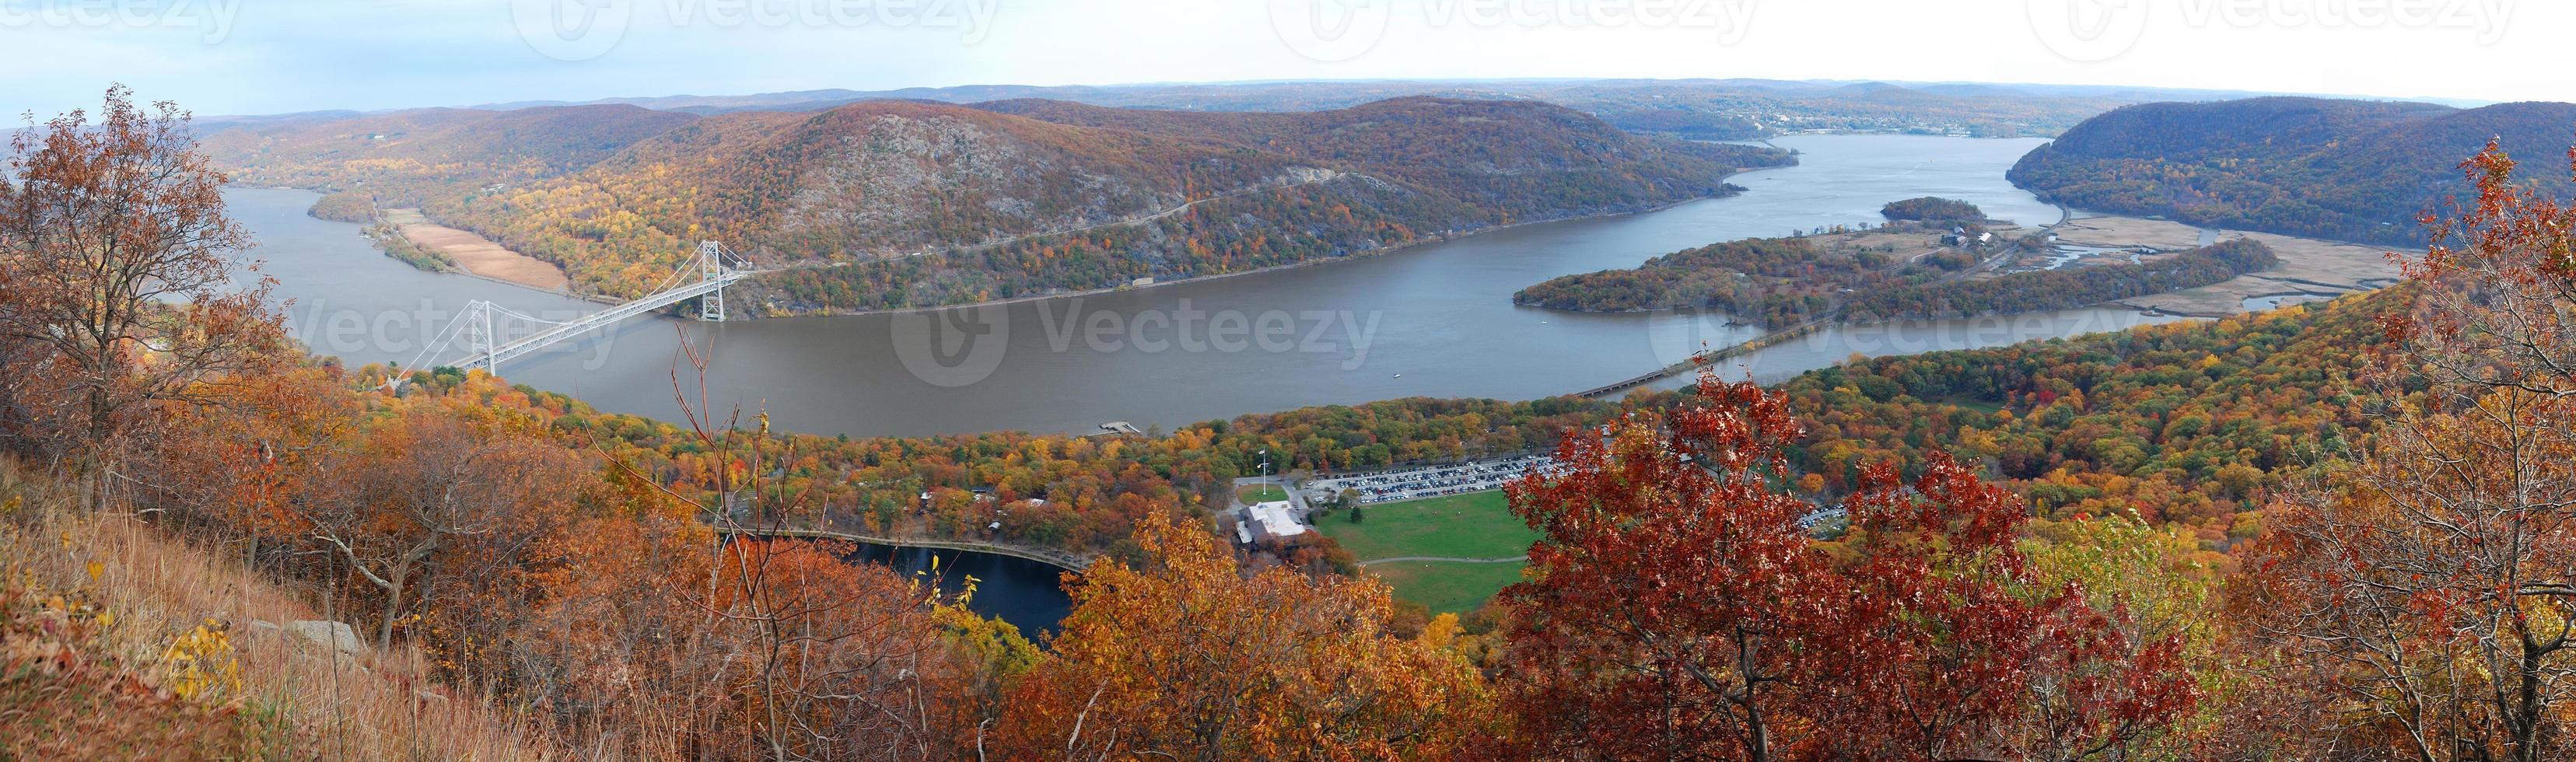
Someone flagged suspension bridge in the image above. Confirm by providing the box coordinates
[396,241,749,379]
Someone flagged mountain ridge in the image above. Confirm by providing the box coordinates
[2008,96,2576,246]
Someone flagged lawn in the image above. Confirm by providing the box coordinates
[1314,490,1541,614]
[1235,484,1288,503]
[1929,393,2007,414]
[1313,490,1538,561]
[1365,560,1528,615]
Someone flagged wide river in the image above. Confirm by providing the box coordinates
[233,135,2184,439]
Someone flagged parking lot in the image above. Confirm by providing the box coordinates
[1302,454,1563,505]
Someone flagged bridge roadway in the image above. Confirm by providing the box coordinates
[716,525,1089,572]
[456,269,745,369]
[1573,320,1827,399]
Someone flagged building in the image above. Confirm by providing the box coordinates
[1239,499,1307,544]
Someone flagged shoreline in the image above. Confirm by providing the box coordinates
[739,179,1784,323]
[383,208,572,293]
[262,177,1780,324]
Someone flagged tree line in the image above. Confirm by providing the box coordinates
[17,89,2576,759]
[1840,238,2278,320]
[2009,96,2576,246]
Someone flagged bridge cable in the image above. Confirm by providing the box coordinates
[396,300,481,376]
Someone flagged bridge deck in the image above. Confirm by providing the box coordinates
[457,271,744,369]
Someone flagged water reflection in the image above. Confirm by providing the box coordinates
[232,135,2124,439]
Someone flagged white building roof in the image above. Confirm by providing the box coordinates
[1250,500,1305,538]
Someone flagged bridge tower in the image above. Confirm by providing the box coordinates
[467,301,499,375]
[698,240,726,322]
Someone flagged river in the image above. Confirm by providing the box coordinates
[231,134,2178,439]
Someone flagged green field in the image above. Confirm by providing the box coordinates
[1365,561,1528,614]
[1314,490,1537,560]
[1235,484,1288,503]
[1314,490,1538,614]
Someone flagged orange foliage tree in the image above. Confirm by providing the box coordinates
[2233,142,2576,760]
[997,517,1491,759]
[0,85,283,499]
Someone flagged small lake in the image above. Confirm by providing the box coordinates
[233,134,2128,439]
[842,543,1074,641]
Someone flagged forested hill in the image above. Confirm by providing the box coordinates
[975,96,1783,218]
[2008,96,2576,246]
[1780,286,2394,539]
[419,97,1791,311]
[198,104,702,206]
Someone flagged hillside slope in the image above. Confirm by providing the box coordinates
[425,97,1791,310]
[1780,287,2395,543]
[199,105,702,206]
[2008,97,2576,246]
[976,96,1780,216]
[0,463,544,759]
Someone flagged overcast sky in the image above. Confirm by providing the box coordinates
[2,0,2561,118]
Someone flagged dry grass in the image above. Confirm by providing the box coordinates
[2047,215,2406,317]
[0,460,555,760]
[2051,215,2208,250]
[383,208,570,291]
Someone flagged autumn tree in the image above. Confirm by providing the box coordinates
[703,537,968,760]
[997,516,1490,760]
[1497,376,1826,760]
[142,365,362,569]
[0,85,282,500]
[1500,370,2198,760]
[2237,142,2576,761]
[303,405,586,645]
[1818,457,2197,760]
[509,470,723,757]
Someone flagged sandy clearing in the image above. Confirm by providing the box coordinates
[2103,223,2406,316]
[2050,215,2208,250]
[383,208,569,292]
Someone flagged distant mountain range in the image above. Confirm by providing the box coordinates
[201,96,1789,312]
[200,104,699,206]
[443,79,2137,141]
[2009,96,2576,247]
[446,78,2487,141]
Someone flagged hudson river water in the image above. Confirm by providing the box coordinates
[231,135,2181,439]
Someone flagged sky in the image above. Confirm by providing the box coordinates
[2,0,2564,118]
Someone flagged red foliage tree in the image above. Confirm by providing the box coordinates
[1498,375,1825,759]
[1500,369,2198,760]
